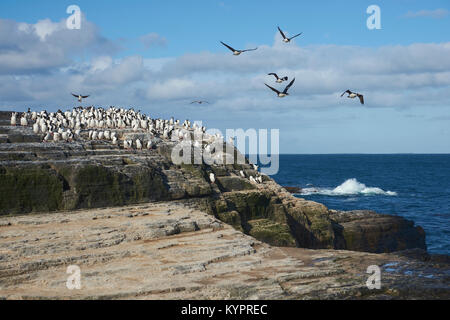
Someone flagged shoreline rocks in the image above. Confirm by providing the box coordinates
[0,110,427,254]
[283,186,302,194]
[0,110,447,299]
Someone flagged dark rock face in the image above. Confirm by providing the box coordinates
[330,210,426,253]
[0,115,427,253]
[0,164,65,213]
[0,147,171,214]
[283,186,302,194]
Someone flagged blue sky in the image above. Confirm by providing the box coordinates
[1,0,449,153]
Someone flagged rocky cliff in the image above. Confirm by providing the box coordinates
[0,111,426,254]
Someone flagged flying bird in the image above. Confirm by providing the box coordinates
[264,78,296,97]
[220,41,257,55]
[71,93,89,103]
[277,26,302,43]
[268,73,288,83]
[340,90,364,105]
[190,100,210,105]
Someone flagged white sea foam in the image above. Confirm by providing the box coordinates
[300,178,397,196]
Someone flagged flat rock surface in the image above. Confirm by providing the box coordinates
[0,202,448,300]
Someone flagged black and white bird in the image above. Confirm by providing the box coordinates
[268,73,288,83]
[10,112,17,126]
[277,26,302,43]
[71,93,90,103]
[340,90,364,105]
[265,78,296,97]
[190,100,210,105]
[220,41,257,55]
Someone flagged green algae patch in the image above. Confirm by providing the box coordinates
[0,162,172,213]
[180,164,206,179]
[73,165,124,208]
[223,191,271,221]
[127,166,169,203]
[217,210,243,231]
[0,165,64,215]
[71,164,169,209]
[247,219,297,247]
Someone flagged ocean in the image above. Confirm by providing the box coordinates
[269,154,450,255]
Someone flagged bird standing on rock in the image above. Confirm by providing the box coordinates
[53,132,60,142]
[10,112,17,126]
[136,139,142,150]
[20,114,28,126]
[43,132,51,142]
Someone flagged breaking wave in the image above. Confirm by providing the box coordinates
[300,178,397,196]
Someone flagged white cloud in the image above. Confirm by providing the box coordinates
[146,78,196,100]
[140,32,167,49]
[86,56,145,87]
[0,16,118,75]
[1,17,450,125]
[90,56,113,72]
[405,9,449,19]
[33,19,60,40]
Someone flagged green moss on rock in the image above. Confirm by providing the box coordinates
[181,164,206,179]
[74,165,123,208]
[216,176,255,192]
[0,165,64,214]
[247,219,297,247]
[224,191,271,221]
[217,210,243,231]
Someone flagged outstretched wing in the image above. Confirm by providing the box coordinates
[340,90,351,97]
[277,26,287,39]
[268,73,279,80]
[191,100,210,104]
[220,41,236,52]
[283,78,295,93]
[241,47,257,52]
[265,83,281,95]
[81,95,89,98]
[358,94,364,105]
[71,93,79,98]
[288,32,303,40]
